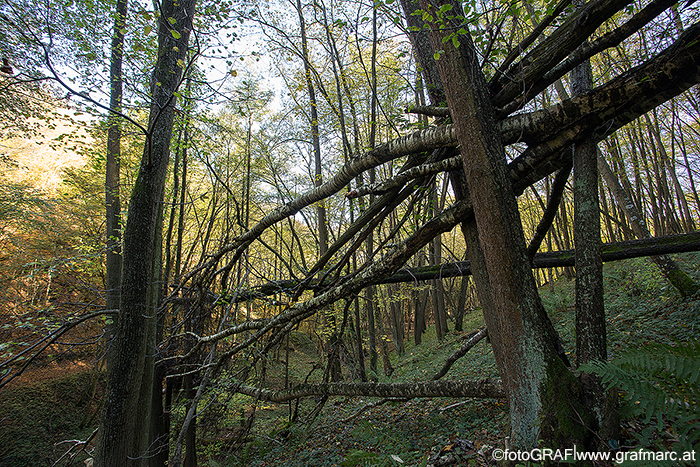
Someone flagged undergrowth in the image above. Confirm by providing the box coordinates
[0,370,101,466]
[226,253,700,467]
[1,253,699,466]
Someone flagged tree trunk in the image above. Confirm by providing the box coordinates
[429,184,448,340]
[571,58,606,367]
[295,0,328,259]
[453,274,470,332]
[95,0,197,463]
[419,0,594,451]
[413,249,427,344]
[374,295,395,377]
[105,0,125,325]
[234,379,504,402]
[571,55,618,442]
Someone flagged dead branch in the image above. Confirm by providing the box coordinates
[432,328,488,381]
[231,378,505,402]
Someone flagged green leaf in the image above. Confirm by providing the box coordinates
[167,16,177,25]
[176,59,185,68]
[171,30,181,39]
[144,25,152,35]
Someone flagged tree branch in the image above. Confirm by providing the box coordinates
[231,378,505,402]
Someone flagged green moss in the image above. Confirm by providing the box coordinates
[537,358,596,464]
[667,268,699,297]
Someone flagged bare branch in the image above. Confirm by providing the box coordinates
[231,379,505,402]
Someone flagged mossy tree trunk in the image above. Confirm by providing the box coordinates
[418,0,595,452]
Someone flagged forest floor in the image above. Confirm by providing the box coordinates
[214,252,700,467]
[0,253,698,466]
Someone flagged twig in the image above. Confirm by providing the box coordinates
[439,400,472,413]
[52,427,98,466]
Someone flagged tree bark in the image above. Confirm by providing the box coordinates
[571,54,617,441]
[95,0,197,463]
[420,0,594,451]
[232,378,505,402]
[224,231,700,302]
[295,0,328,259]
[105,0,126,334]
[570,57,606,365]
[432,327,487,380]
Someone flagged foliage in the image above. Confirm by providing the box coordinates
[582,339,700,466]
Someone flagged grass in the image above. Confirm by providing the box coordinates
[217,252,700,466]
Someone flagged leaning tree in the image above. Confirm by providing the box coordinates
[156,0,700,461]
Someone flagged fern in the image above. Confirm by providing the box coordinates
[581,339,700,465]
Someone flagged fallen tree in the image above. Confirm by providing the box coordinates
[230,378,505,403]
[153,1,700,461]
[220,232,700,302]
[171,20,700,303]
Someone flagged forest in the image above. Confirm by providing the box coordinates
[1,0,699,465]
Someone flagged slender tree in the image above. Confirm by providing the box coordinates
[418,0,594,451]
[105,0,126,317]
[571,54,616,440]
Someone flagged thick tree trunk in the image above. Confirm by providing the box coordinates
[419,0,594,451]
[95,0,197,464]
